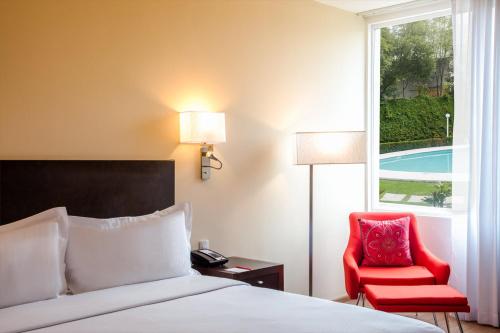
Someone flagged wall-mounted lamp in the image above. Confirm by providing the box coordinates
[180,111,226,180]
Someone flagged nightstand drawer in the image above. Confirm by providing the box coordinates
[242,273,279,290]
[193,257,284,291]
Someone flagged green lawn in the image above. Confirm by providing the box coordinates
[379,180,451,196]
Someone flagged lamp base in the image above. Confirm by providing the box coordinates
[201,145,213,180]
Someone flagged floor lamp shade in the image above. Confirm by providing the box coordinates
[295,131,366,165]
[295,131,366,297]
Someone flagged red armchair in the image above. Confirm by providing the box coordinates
[343,212,450,300]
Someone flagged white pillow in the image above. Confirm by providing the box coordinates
[0,222,61,308]
[0,207,69,294]
[156,203,192,250]
[66,207,192,293]
[68,203,192,248]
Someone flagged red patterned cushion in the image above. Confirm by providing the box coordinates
[359,216,413,267]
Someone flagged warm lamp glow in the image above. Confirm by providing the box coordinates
[180,111,226,144]
[295,131,366,165]
[179,99,213,113]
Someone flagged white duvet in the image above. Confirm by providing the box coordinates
[0,275,443,333]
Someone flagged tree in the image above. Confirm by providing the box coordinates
[380,28,398,98]
[428,17,453,96]
[391,21,434,98]
[380,18,452,99]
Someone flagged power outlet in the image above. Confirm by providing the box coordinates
[198,239,209,250]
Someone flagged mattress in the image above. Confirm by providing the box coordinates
[0,275,443,333]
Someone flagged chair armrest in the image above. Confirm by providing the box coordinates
[343,249,361,299]
[415,247,450,284]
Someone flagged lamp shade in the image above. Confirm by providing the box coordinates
[180,111,226,144]
[295,131,366,165]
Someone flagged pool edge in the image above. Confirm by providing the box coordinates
[380,146,452,182]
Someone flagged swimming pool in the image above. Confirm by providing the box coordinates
[380,148,452,173]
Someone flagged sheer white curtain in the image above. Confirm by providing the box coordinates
[451,0,499,327]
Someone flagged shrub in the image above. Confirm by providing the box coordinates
[380,137,452,154]
[380,95,454,143]
[424,182,452,207]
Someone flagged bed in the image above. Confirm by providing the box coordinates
[0,160,442,333]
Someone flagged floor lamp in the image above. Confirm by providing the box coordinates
[295,131,366,297]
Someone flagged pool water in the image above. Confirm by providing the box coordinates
[380,149,452,173]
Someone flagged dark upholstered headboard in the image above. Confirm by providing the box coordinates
[0,160,175,225]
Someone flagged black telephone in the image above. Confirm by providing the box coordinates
[191,249,228,267]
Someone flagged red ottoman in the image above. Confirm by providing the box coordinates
[365,284,470,333]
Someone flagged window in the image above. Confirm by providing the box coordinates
[368,10,454,212]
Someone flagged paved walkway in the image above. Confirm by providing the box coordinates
[407,195,426,203]
[381,192,452,208]
[381,193,406,202]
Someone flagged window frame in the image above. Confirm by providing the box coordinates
[366,7,453,216]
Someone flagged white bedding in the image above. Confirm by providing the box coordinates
[0,276,443,333]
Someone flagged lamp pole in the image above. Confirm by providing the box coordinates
[445,113,451,138]
[308,164,313,297]
[295,131,367,298]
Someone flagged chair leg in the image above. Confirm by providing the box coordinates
[443,313,450,333]
[355,293,361,306]
[455,312,464,333]
[361,293,365,307]
[432,312,438,326]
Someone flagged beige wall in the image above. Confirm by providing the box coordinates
[0,0,365,297]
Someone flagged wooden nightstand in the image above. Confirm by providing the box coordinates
[193,256,284,291]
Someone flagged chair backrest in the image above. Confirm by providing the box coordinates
[348,212,423,265]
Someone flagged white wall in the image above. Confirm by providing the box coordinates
[314,164,366,299]
[417,215,452,264]
[0,0,366,296]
